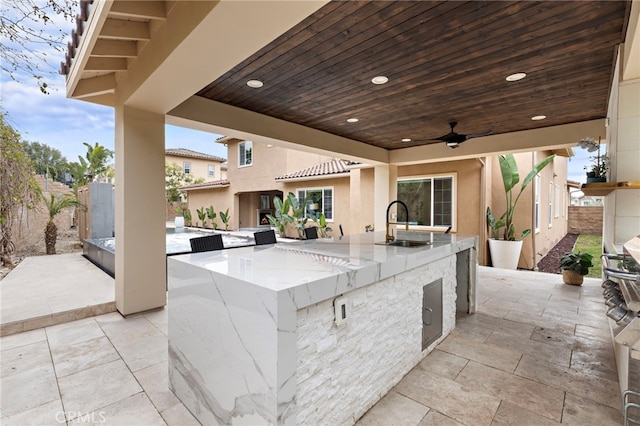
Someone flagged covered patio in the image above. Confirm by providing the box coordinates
[61,0,638,317]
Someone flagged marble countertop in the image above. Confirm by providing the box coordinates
[169,231,476,309]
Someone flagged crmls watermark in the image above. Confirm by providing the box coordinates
[56,411,107,423]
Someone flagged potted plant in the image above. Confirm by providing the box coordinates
[579,136,608,183]
[174,206,185,228]
[585,154,608,183]
[183,208,192,227]
[560,251,593,285]
[266,194,294,238]
[486,153,556,269]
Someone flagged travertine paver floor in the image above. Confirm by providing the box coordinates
[0,266,622,425]
[358,267,622,425]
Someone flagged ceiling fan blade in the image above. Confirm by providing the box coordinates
[434,134,454,141]
[465,129,493,139]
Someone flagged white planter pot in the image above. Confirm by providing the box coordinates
[174,216,185,228]
[488,239,523,270]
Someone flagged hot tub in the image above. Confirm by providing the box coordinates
[83,228,254,277]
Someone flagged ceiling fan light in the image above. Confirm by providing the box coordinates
[446,141,459,148]
[246,79,264,88]
[506,72,526,82]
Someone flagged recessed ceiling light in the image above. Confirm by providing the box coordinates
[531,115,547,121]
[371,76,389,85]
[347,118,359,123]
[401,138,412,142]
[246,79,263,88]
[266,144,274,148]
[506,72,526,82]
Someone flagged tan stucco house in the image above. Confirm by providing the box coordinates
[165,147,226,182]
[183,136,572,269]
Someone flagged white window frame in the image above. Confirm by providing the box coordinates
[296,187,334,222]
[208,164,215,177]
[548,182,553,228]
[555,184,560,218]
[396,173,456,231]
[183,161,191,175]
[534,175,540,233]
[239,141,253,167]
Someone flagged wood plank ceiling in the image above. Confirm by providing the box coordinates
[197,1,630,151]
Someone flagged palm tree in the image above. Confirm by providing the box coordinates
[42,193,83,254]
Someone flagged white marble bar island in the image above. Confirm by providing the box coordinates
[168,232,477,425]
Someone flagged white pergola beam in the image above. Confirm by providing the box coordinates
[622,1,640,80]
[85,57,127,71]
[109,1,166,20]
[167,96,389,165]
[73,74,116,98]
[101,18,150,40]
[117,0,329,113]
[92,39,138,57]
[389,119,606,165]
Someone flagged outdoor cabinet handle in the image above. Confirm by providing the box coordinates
[423,307,433,326]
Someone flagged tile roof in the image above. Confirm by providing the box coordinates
[180,179,230,191]
[166,148,226,162]
[275,159,355,181]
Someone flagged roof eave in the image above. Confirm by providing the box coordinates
[275,172,350,183]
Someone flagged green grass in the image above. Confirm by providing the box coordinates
[573,234,603,278]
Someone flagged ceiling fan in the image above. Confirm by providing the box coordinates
[430,121,492,148]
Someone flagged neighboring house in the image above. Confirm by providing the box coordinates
[183,138,337,231]
[183,138,571,269]
[165,148,226,182]
[571,195,605,207]
[568,179,605,206]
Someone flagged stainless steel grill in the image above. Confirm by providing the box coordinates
[602,235,640,425]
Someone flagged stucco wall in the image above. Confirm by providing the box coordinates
[568,206,603,235]
[398,159,483,235]
[283,177,351,237]
[349,168,375,234]
[488,152,568,269]
[185,140,338,231]
[165,154,225,182]
[185,188,233,229]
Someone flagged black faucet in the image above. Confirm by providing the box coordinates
[386,200,409,243]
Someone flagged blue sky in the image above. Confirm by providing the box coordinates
[1,78,228,162]
[0,2,599,182]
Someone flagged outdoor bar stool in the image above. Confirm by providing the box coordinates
[623,390,640,425]
[304,226,318,240]
[254,229,277,245]
[190,234,224,252]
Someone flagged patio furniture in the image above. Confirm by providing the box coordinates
[190,234,224,252]
[254,229,277,245]
[304,227,318,240]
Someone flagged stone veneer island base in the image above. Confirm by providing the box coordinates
[168,231,477,425]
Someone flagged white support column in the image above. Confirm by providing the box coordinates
[114,105,166,315]
[612,78,640,245]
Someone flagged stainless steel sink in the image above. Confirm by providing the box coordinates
[376,240,430,247]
